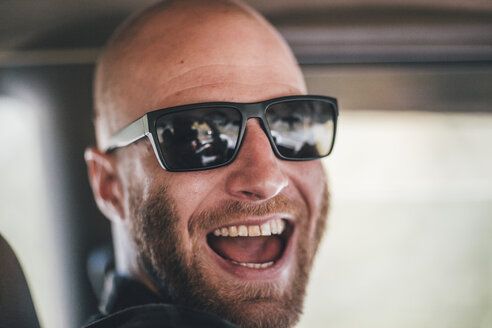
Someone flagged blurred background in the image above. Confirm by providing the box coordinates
[0,0,491,327]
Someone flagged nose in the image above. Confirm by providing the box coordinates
[224,119,288,201]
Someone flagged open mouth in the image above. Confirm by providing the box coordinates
[206,218,292,270]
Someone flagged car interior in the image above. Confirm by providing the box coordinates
[0,0,491,327]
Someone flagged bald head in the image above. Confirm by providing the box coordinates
[93,0,305,147]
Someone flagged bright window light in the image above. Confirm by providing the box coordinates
[298,110,492,328]
[0,96,70,328]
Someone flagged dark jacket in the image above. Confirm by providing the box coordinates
[83,273,238,328]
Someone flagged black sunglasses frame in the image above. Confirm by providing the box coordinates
[102,95,338,172]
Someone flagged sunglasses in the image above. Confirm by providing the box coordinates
[101,95,338,172]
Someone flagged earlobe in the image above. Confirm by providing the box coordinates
[85,147,125,222]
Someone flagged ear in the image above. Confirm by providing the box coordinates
[85,147,125,222]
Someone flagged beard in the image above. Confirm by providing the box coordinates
[127,181,329,328]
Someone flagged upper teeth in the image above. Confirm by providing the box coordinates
[213,219,286,237]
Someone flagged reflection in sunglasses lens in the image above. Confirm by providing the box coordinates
[156,107,241,170]
[266,100,335,158]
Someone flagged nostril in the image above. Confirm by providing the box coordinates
[239,190,262,201]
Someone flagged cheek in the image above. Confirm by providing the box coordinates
[117,149,155,219]
[160,170,224,222]
[286,161,326,203]
[284,161,327,231]
[158,170,226,254]
[127,151,165,201]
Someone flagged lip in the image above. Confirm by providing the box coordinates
[204,215,297,280]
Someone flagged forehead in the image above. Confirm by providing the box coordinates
[119,15,304,109]
[151,63,303,106]
[105,8,305,129]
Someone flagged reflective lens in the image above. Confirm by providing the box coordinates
[266,100,335,158]
[155,107,241,170]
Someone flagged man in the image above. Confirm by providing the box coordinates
[84,0,337,327]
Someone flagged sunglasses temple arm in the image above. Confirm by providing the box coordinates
[100,115,150,152]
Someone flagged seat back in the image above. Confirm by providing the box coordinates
[0,234,40,328]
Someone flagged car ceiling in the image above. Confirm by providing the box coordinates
[0,0,491,65]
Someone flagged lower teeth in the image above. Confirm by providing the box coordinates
[230,260,274,269]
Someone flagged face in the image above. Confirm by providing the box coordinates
[98,5,330,328]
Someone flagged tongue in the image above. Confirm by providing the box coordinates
[208,236,283,263]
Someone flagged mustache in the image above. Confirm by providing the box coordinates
[188,194,308,236]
